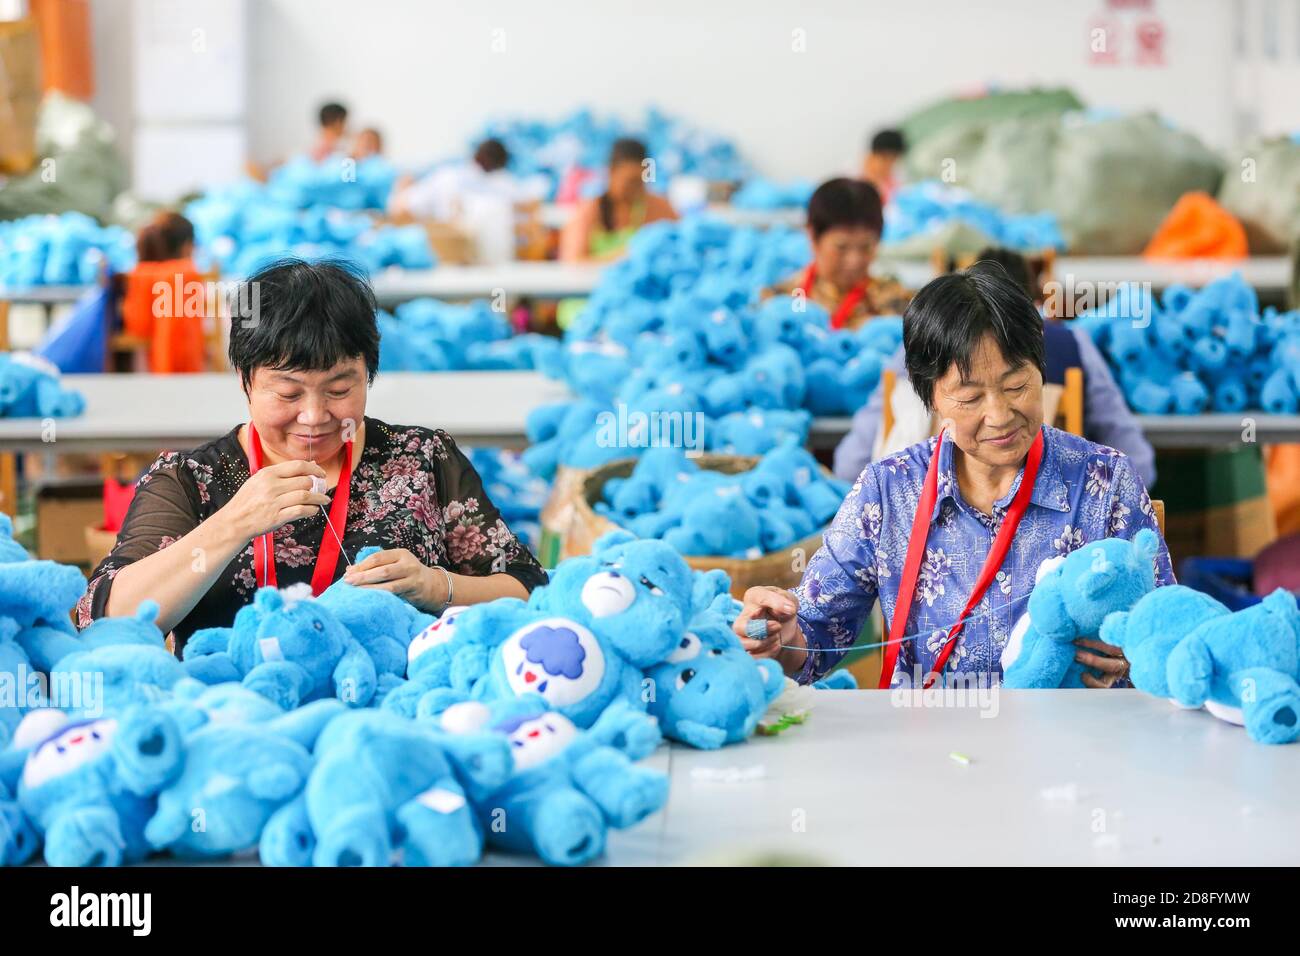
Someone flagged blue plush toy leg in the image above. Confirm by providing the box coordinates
[1001,626,1077,689]
[260,795,315,866]
[243,661,312,710]
[571,746,669,829]
[312,803,393,867]
[666,718,729,750]
[0,797,38,865]
[394,779,482,866]
[182,652,242,685]
[1166,634,1215,709]
[115,707,185,796]
[1230,668,1300,745]
[333,643,378,707]
[378,678,424,718]
[587,698,663,760]
[44,807,128,867]
[496,788,606,867]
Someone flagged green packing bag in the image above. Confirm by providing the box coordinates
[1218,137,1300,253]
[900,86,1083,154]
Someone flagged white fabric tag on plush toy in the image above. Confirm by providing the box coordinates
[310,476,327,496]
[259,637,285,662]
[417,787,467,814]
[793,466,811,488]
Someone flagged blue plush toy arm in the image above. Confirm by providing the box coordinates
[259,793,315,866]
[583,698,663,761]
[333,641,378,707]
[113,706,185,796]
[570,746,669,830]
[265,699,347,751]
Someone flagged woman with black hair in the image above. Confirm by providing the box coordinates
[559,137,677,262]
[764,177,911,330]
[736,263,1175,689]
[78,259,547,652]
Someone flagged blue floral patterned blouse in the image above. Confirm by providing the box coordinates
[795,425,1176,687]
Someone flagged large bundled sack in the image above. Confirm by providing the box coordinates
[900,86,1083,155]
[0,92,127,222]
[1217,136,1300,253]
[1050,114,1224,254]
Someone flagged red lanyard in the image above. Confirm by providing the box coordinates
[799,264,868,330]
[246,422,354,596]
[877,427,1044,689]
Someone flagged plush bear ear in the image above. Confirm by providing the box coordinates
[1261,588,1299,618]
[1134,528,1160,560]
[592,529,637,554]
[354,546,383,564]
[247,764,305,802]
[254,588,283,612]
[135,600,161,624]
[1033,554,1067,585]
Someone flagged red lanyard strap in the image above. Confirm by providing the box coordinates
[799,264,868,330]
[247,422,354,596]
[877,427,1044,689]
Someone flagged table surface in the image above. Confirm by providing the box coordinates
[368,262,607,303]
[0,371,573,452]
[583,689,1300,866]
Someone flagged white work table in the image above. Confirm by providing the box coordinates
[369,262,606,304]
[583,689,1300,867]
[0,371,573,452]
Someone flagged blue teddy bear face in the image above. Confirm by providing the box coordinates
[233,587,348,683]
[490,708,581,772]
[406,604,469,677]
[21,717,117,792]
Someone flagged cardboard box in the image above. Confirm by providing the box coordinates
[36,478,103,565]
[0,17,41,174]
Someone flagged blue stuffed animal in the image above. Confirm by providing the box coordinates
[3,706,184,866]
[182,584,378,710]
[316,546,435,696]
[144,698,344,860]
[1103,586,1300,744]
[285,708,512,867]
[435,694,668,866]
[645,592,785,748]
[1000,531,1160,688]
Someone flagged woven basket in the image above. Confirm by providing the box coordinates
[566,454,827,598]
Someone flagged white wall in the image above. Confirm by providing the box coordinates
[242,0,1241,180]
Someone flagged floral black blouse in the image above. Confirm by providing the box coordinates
[76,416,548,652]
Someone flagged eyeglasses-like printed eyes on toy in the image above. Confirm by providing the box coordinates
[675,668,697,690]
[639,575,664,596]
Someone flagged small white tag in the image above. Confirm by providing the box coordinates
[417,787,467,814]
[259,637,285,662]
[310,476,326,496]
[794,466,811,488]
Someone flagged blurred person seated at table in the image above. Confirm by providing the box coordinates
[764,177,912,330]
[736,262,1174,689]
[309,101,350,162]
[559,138,677,263]
[862,127,907,205]
[350,126,384,161]
[833,247,1157,488]
[119,211,208,374]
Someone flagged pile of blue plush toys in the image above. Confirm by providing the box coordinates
[1072,273,1300,414]
[0,352,85,419]
[999,527,1300,746]
[0,513,852,868]
[595,444,848,558]
[184,169,432,279]
[523,219,904,495]
[470,106,752,201]
[0,213,136,288]
[884,181,1067,252]
[376,297,560,373]
[729,177,816,211]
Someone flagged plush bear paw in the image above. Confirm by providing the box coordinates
[44,808,126,868]
[1245,687,1300,745]
[395,790,480,867]
[531,790,606,867]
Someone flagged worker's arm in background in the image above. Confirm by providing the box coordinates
[1073,329,1157,488]
[558,200,597,262]
[832,344,907,481]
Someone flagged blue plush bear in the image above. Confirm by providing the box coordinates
[144,698,344,860]
[1102,586,1300,744]
[0,353,86,418]
[2,706,184,866]
[277,708,512,867]
[435,694,668,866]
[182,584,378,710]
[0,513,88,634]
[0,778,39,865]
[645,589,785,749]
[1000,530,1160,689]
[441,532,694,730]
[316,546,435,696]
[378,604,470,717]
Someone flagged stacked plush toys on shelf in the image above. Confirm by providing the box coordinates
[0,518,853,868]
[0,352,85,418]
[184,177,433,279]
[524,219,905,479]
[594,444,849,558]
[883,181,1067,252]
[0,212,136,288]
[1072,272,1300,414]
[375,297,561,372]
